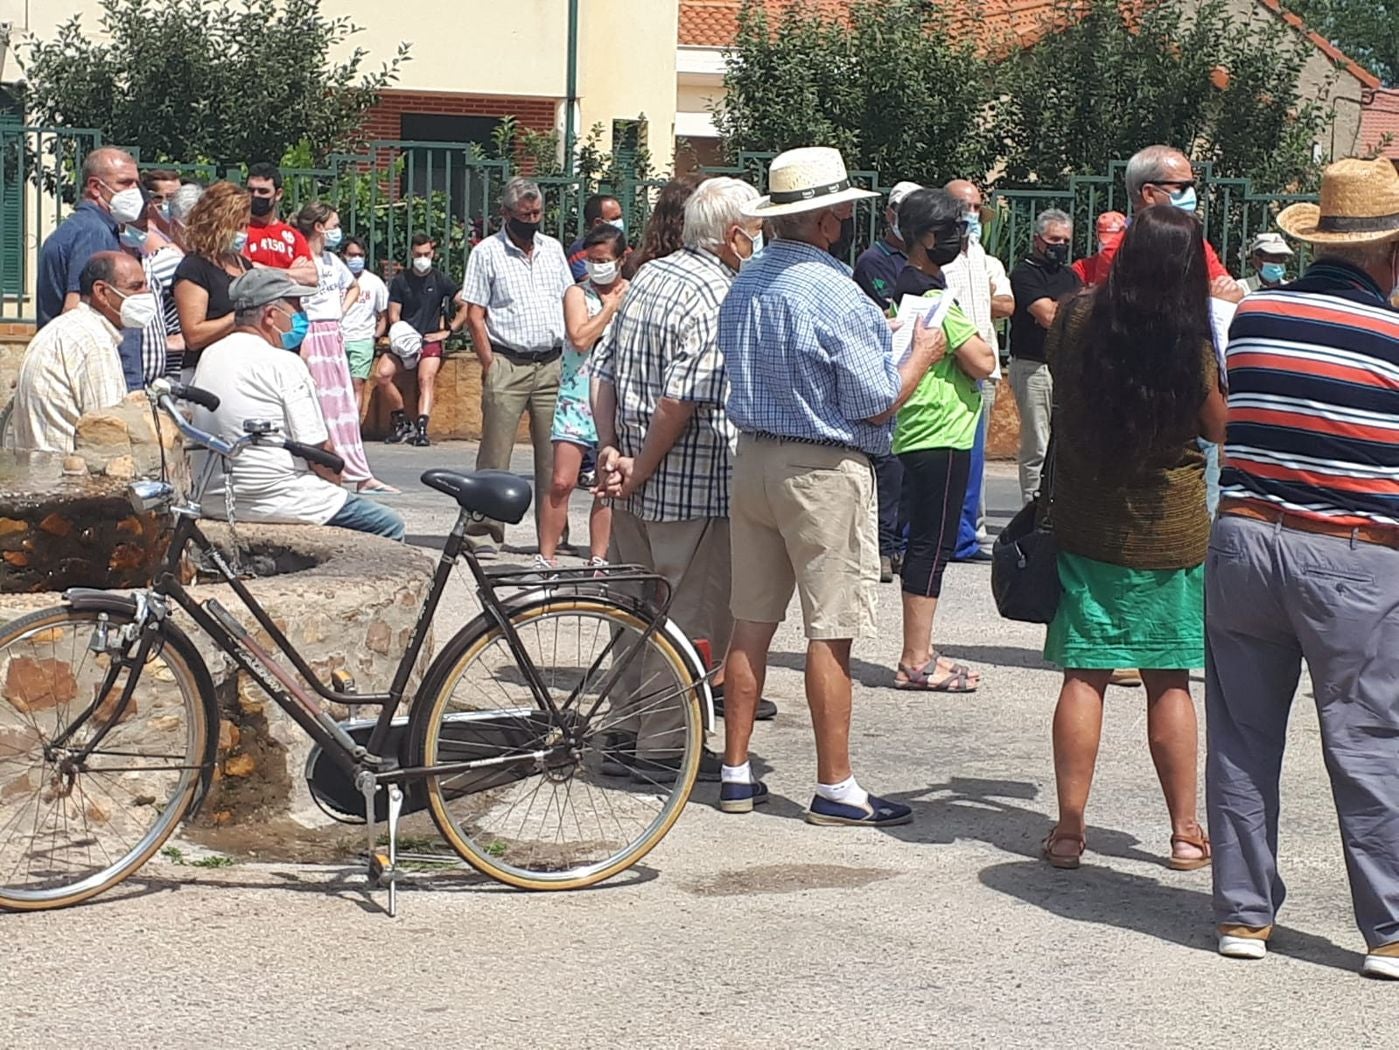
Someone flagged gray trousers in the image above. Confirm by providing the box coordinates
[1205,513,1399,949]
[1008,358,1052,507]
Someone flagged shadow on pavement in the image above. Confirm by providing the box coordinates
[768,648,1050,687]
[977,860,1360,973]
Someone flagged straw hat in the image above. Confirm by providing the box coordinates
[743,147,880,218]
[1276,157,1399,245]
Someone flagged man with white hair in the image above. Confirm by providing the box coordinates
[462,176,574,555]
[1122,144,1244,304]
[717,147,946,826]
[592,176,772,783]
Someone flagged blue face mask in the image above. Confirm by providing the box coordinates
[963,212,983,245]
[324,227,343,249]
[280,310,310,351]
[607,217,625,232]
[1259,262,1286,284]
[738,228,765,271]
[1169,186,1198,213]
[345,255,366,275]
[157,201,172,223]
[231,230,248,254]
[119,225,148,249]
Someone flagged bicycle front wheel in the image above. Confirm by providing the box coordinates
[0,605,213,911]
[415,596,703,890]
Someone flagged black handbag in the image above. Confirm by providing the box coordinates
[991,439,1061,624]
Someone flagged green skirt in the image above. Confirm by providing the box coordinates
[1043,551,1204,670]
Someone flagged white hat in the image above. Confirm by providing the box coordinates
[1247,231,1294,257]
[742,147,880,218]
[888,181,922,210]
[387,321,422,370]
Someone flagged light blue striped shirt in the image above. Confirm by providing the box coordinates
[719,239,900,455]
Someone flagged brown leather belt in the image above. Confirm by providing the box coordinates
[1219,497,1399,550]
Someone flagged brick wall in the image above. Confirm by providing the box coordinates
[360,89,558,142]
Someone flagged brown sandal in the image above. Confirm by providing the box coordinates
[1168,824,1212,871]
[1041,827,1085,870]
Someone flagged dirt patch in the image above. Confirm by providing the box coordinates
[182,808,449,864]
[685,863,897,897]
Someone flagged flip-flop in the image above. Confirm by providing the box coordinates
[893,658,980,692]
[357,482,401,495]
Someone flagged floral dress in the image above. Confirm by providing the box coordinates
[550,283,604,447]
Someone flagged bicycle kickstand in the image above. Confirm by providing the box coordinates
[358,772,403,917]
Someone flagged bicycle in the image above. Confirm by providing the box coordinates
[0,379,713,915]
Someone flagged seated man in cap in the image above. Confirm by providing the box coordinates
[717,146,946,826]
[1236,232,1294,295]
[191,269,405,540]
[1207,157,1399,978]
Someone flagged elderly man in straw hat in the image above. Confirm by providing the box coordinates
[715,146,946,825]
[1206,157,1399,978]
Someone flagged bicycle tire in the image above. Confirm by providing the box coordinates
[412,595,702,890]
[0,604,216,911]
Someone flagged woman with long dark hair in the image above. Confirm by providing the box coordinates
[1040,205,1226,871]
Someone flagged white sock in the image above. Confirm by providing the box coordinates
[816,775,868,807]
[721,761,753,785]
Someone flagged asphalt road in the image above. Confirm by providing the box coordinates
[3,443,1391,1048]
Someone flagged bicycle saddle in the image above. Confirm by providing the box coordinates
[420,469,533,524]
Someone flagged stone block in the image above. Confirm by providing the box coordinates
[361,352,530,443]
[74,391,190,490]
[988,381,1021,461]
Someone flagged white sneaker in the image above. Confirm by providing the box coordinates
[1361,952,1399,980]
[1218,934,1268,960]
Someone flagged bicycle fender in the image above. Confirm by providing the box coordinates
[61,588,222,815]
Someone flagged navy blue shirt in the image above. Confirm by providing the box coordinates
[852,238,908,311]
[37,201,143,391]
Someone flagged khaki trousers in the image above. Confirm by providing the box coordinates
[610,510,732,757]
[467,354,561,546]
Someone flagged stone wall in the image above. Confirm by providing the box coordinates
[0,521,438,829]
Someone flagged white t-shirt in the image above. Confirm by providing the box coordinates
[303,251,355,322]
[341,270,389,343]
[191,331,349,525]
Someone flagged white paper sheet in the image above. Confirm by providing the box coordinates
[1209,297,1237,380]
[891,292,954,364]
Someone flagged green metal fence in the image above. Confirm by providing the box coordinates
[0,132,1317,324]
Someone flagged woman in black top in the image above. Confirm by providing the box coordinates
[173,181,252,366]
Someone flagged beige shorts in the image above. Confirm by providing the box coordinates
[729,434,879,640]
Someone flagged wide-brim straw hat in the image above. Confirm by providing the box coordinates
[1276,157,1399,245]
[743,146,880,218]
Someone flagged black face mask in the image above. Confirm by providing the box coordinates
[1043,242,1070,268]
[828,215,856,261]
[927,231,963,267]
[250,196,275,219]
[507,216,540,241]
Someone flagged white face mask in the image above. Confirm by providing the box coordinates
[737,227,765,271]
[412,256,432,274]
[606,217,625,232]
[112,288,160,329]
[106,185,147,224]
[586,259,619,285]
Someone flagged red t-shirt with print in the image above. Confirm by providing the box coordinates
[243,221,311,269]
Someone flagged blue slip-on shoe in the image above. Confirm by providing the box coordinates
[719,779,770,814]
[805,792,913,827]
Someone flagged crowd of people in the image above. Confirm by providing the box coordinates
[12,137,1399,978]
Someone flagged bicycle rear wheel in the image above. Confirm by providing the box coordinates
[0,605,213,911]
[414,596,702,890]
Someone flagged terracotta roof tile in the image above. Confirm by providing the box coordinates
[679,0,1384,92]
[1360,89,1399,160]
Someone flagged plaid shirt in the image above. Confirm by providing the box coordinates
[593,247,737,521]
[461,228,572,353]
[11,303,127,452]
[720,239,900,456]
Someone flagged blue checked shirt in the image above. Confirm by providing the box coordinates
[720,239,900,455]
[592,247,737,522]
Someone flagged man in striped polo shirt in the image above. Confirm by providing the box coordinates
[1206,157,1399,979]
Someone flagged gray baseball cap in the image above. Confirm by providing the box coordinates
[229,268,319,311]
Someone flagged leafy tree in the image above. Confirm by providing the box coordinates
[19,0,410,166]
[715,0,998,184]
[991,0,1326,188]
[1284,0,1399,86]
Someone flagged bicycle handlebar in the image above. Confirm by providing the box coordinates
[168,382,220,412]
[283,440,345,474]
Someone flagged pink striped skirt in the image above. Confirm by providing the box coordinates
[300,320,372,483]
